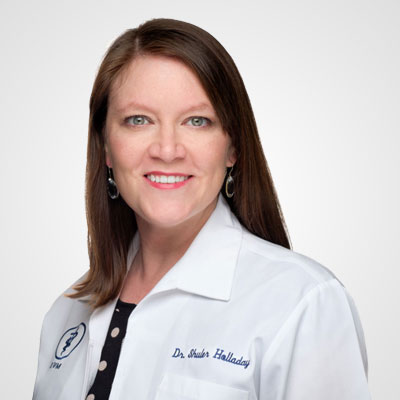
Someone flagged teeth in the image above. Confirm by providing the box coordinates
[147,175,189,184]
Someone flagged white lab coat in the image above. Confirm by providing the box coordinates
[33,194,371,399]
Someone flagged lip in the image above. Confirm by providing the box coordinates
[144,171,191,176]
[143,171,193,190]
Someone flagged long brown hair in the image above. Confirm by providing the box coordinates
[68,18,291,308]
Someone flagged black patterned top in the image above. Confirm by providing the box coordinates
[85,299,136,400]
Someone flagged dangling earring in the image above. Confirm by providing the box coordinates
[107,166,119,200]
[225,166,234,198]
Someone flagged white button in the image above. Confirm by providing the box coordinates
[111,327,120,338]
[98,360,107,371]
[115,308,120,312]
[86,394,95,400]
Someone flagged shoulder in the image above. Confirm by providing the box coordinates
[241,228,339,283]
[41,272,92,328]
[233,229,367,358]
[232,227,347,310]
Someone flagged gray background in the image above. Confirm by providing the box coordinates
[1,0,399,398]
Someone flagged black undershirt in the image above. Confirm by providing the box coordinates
[85,299,136,400]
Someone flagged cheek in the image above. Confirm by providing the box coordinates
[199,137,231,168]
[107,136,143,170]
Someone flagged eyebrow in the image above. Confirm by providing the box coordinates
[115,101,214,115]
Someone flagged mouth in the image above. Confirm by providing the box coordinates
[143,172,193,189]
[144,174,192,184]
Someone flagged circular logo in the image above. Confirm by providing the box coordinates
[55,323,86,360]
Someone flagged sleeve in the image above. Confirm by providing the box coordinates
[259,279,371,400]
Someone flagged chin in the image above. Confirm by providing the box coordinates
[137,201,194,228]
[143,212,194,229]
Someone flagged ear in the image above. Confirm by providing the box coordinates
[104,142,112,168]
[226,144,237,168]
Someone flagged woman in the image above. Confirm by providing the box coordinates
[33,18,371,399]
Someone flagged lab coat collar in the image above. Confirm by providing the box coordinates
[128,193,243,302]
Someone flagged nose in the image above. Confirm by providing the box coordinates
[148,125,186,162]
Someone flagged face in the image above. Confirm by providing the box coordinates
[105,54,236,230]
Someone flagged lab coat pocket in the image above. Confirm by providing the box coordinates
[155,372,249,400]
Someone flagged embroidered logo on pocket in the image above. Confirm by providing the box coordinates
[55,323,86,360]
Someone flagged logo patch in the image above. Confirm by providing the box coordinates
[55,323,86,360]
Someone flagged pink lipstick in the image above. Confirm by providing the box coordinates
[144,171,193,190]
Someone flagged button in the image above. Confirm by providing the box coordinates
[86,394,95,400]
[98,360,107,371]
[111,327,120,338]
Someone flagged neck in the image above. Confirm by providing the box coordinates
[132,197,218,283]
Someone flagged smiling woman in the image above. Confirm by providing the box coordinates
[32,18,371,400]
[104,54,235,237]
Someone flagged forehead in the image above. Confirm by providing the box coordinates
[109,54,214,114]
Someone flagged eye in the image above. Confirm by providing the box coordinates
[186,116,211,127]
[125,115,150,125]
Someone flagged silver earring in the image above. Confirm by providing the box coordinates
[107,167,119,200]
[225,166,234,198]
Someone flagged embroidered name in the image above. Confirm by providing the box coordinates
[213,348,250,369]
[171,347,250,369]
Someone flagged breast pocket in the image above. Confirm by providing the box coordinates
[155,372,249,400]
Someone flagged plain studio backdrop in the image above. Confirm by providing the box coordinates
[0,0,398,398]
